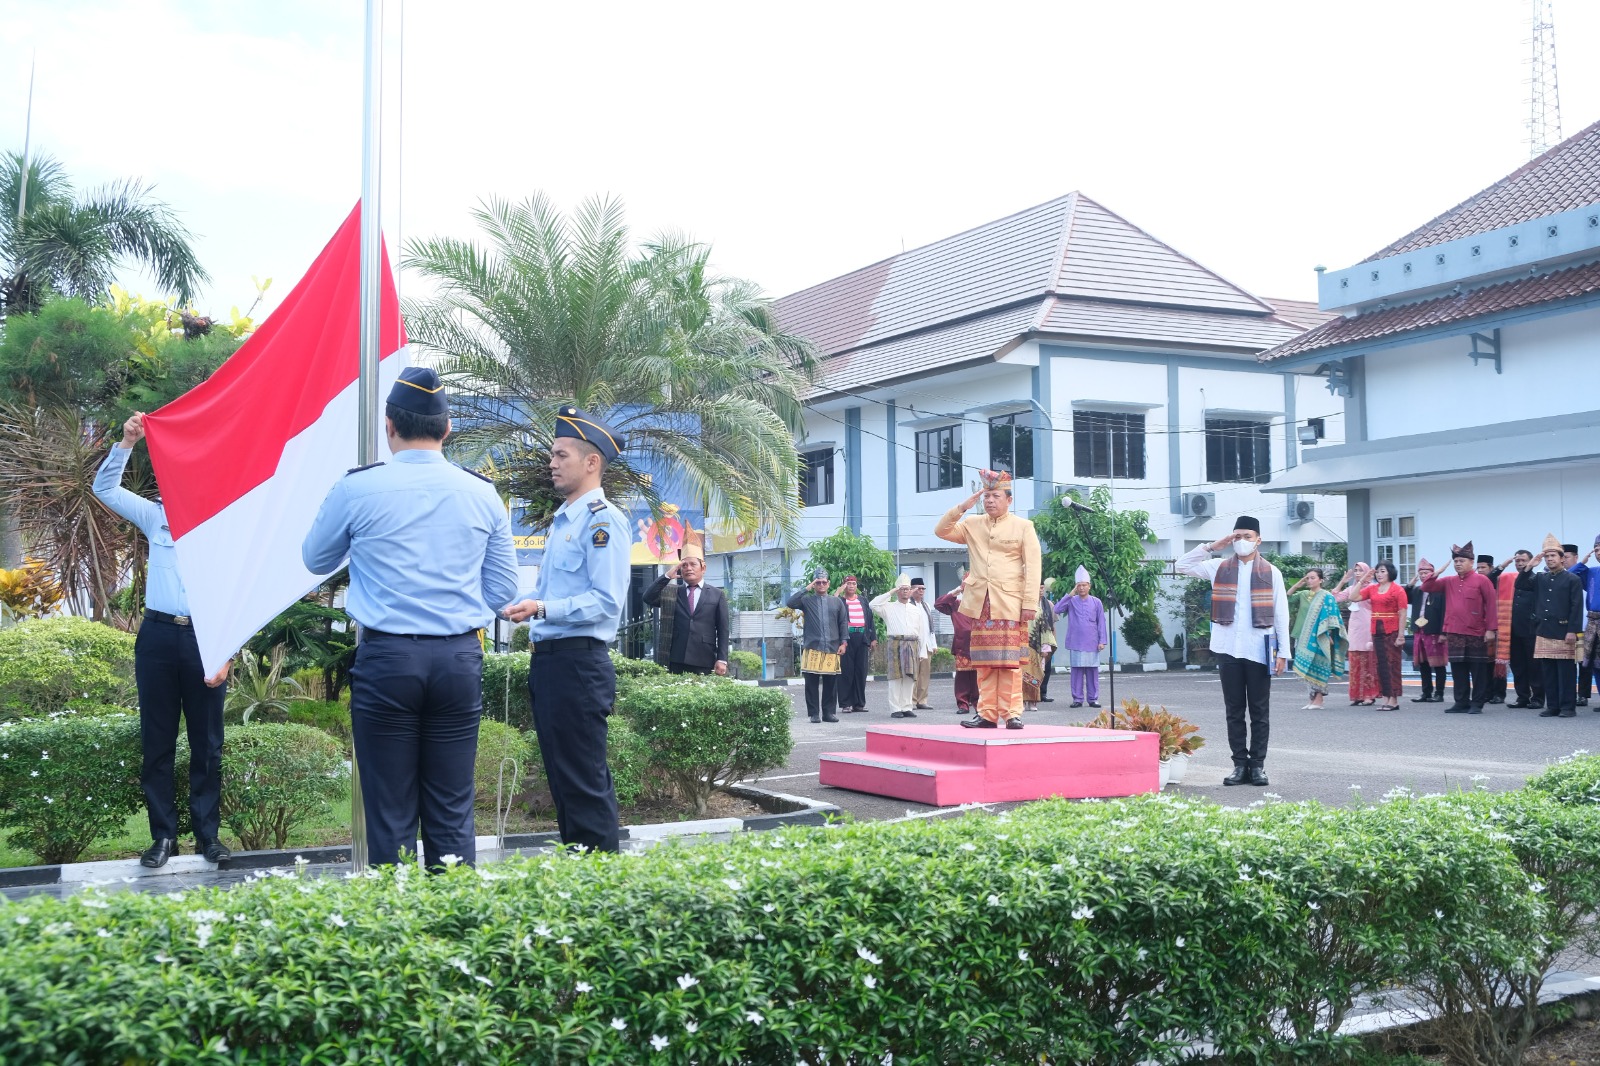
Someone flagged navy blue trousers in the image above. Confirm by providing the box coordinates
[135,617,225,842]
[350,631,482,868]
[529,640,619,853]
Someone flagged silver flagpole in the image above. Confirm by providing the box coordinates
[351,0,385,873]
[17,53,35,222]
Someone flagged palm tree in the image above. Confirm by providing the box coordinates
[0,151,209,317]
[402,195,816,539]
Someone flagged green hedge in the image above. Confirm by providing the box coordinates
[218,724,348,851]
[727,649,762,680]
[1,788,1590,1064]
[617,677,792,816]
[0,710,147,862]
[0,616,136,721]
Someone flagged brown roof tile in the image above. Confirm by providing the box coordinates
[1258,259,1600,363]
[1369,119,1600,260]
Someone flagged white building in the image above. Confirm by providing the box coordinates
[708,193,1347,655]
[1263,120,1600,575]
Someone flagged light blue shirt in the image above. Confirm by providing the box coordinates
[524,486,631,644]
[302,449,519,636]
[92,446,189,616]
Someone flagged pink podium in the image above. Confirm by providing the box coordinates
[818,724,1159,806]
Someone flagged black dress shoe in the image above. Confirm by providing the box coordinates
[809,714,821,723]
[1411,694,1434,702]
[1539,708,1561,717]
[1579,698,1590,707]
[890,710,917,718]
[822,713,840,723]
[1561,710,1578,718]
[198,838,232,864]
[960,715,998,729]
[1040,697,1055,703]
[1005,718,1024,730]
[140,838,178,869]
[1087,701,1102,709]
[1222,766,1248,786]
[914,703,933,710]
[1487,696,1504,705]
[1069,701,1084,708]
[1467,706,1484,714]
[1444,704,1471,713]
[1529,701,1545,710]
[1508,700,1530,708]
[1246,767,1270,786]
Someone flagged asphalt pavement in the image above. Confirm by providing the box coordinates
[745,669,1599,820]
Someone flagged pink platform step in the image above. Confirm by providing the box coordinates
[818,724,1158,806]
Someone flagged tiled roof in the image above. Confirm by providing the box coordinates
[1258,258,1600,363]
[780,193,1295,394]
[1370,119,1600,259]
[1261,297,1338,332]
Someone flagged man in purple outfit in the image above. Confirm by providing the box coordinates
[1053,565,1108,708]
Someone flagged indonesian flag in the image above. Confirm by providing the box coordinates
[144,203,408,675]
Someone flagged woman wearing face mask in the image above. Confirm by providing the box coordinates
[1290,568,1346,709]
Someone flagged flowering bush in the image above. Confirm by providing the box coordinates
[218,724,348,851]
[0,789,1584,1064]
[617,677,792,816]
[0,710,146,862]
[0,616,136,721]
[1523,748,1600,805]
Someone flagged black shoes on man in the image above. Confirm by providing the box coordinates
[1223,766,1269,787]
[960,715,998,729]
[139,836,231,869]
[890,710,917,718]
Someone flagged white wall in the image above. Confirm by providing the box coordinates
[1363,306,1600,440]
[1368,467,1600,567]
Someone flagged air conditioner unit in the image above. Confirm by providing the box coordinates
[1180,492,1216,521]
[1289,499,1315,524]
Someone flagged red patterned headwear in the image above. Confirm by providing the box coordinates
[979,469,1012,491]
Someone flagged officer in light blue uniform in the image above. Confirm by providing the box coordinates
[93,411,230,869]
[504,406,632,852]
[303,365,518,869]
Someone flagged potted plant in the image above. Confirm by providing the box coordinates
[1080,698,1205,787]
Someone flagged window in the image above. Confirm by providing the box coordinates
[1205,419,1272,484]
[1073,411,1145,480]
[916,425,963,492]
[799,447,834,507]
[988,412,1034,480]
[1374,514,1418,583]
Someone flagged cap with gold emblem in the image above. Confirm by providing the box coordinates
[555,405,625,462]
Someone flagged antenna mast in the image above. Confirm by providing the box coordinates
[1527,0,1562,159]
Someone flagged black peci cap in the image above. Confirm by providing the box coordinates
[555,406,625,462]
[387,366,449,416]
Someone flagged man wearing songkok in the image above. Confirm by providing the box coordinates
[870,574,935,718]
[1530,534,1585,718]
[935,469,1042,730]
[835,575,877,714]
[787,569,848,723]
[1570,538,1600,709]
[1177,516,1289,787]
[1502,550,1544,708]
[642,529,729,676]
[1419,541,1499,714]
[909,578,936,709]
[934,573,980,714]
[1407,558,1449,703]
[1053,565,1108,709]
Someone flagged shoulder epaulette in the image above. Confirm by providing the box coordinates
[345,461,385,475]
[459,466,495,485]
[588,499,607,514]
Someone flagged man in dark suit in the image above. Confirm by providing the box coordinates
[643,531,729,676]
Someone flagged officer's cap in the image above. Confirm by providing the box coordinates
[387,366,449,416]
[555,406,625,462]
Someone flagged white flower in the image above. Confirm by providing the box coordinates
[440,854,462,868]
[329,913,348,928]
[861,974,878,989]
[259,919,273,928]
[557,891,571,899]
[1435,909,1445,919]
[762,903,776,913]
[1348,783,1362,790]
[154,952,173,964]
[958,842,977,852]
[677,973,700,990]
[651,1034,669,1050]
[1262,792,1282,799]
[43,796,51,804]
[1175,936,1186,947]
[451,959,472,976]
[611,1017,627,1031]
[745,1010,764,1025]
[1017,949,1030,961]
[1308,901,1321,911]
[96,928,110,938]
[856,946,881,965]
[723,879,743,891]
[557,936,573,946]
[521,935,532,950]
[575,981,592,994]
[684,1020,698,1033]
[1120,845,1134,853]
[986,894,1002,907]
[14,915,29,925]
[215,1039,228,1053]
[475,975,492,986]
[534,924,552,938]
[39,751,47,760]
[29,770,37,778]
[1530,881,1547,894]
[195,924,213,949]
[1071,905,1094,921]
[293,855,308,866]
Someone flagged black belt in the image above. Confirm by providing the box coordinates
[145,610,192,626]
[364,628,476,641]
[533,637,605,654]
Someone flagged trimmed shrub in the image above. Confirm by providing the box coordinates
[481,652,530,730]
[509,625,530,652]
[617,676,791,816]
[605,715,653,808]
[1524,749,1600,805]
[611,652,666,681]
[727,649,762,680]
[475,718,534,809]
[929,646,954,672]
[284,699,352,753]
[0,617,136,721]
[218,724,348,851]
[0,791,1571,1065]
[0,710,145,863]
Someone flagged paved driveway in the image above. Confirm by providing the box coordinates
[747,670,1596,820]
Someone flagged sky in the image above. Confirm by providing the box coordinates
[2,0,1598,320]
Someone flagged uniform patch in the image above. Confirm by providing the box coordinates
[592,528,611,547]
[587,499,607,514]
[346,461,386,475]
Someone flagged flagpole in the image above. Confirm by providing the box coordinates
[352,0,385,874]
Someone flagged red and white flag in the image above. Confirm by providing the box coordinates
[144,203,408,675]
